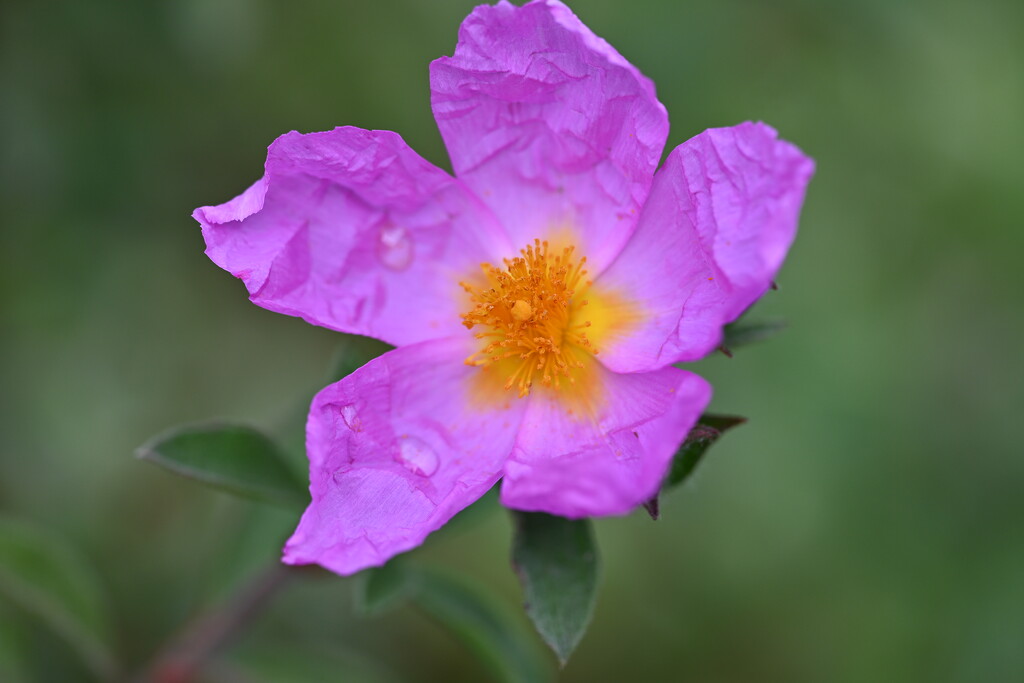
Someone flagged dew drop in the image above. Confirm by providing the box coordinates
[339,404,362,432]
[377,223,413,271]
[396,436,439,477]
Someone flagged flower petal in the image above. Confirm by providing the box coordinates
[283,336,525,576]
[594,122,815,372]
[500,365,711,518]
[430,0,669,272]
[194,126,512,347]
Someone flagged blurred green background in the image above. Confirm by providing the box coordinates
[2,0,1022,680]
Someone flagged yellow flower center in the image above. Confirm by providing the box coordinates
[460,239,598,398]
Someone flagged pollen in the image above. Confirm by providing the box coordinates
[510,299,533,322]
[460,239,598,398]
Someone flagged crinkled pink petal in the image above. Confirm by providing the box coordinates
[595,122,815,372]
[194,126,512,347]
[430,0,669,272]
[500,366,711,518]
[283,336,526,575]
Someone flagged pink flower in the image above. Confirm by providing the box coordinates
[194,0,813,576]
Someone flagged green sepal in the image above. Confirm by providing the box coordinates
[664,413,747,490]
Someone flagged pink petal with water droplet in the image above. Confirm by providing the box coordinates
[283,336,526,575]
[194,126,512,347]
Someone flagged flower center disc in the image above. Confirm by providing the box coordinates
[460,239,598,397]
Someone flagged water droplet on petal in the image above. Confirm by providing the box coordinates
[339,404,362,432]
[396,436,439,477]
[377,223,413,271]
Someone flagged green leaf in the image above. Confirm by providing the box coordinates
[434,483,500,539]
[353,558,414,617]
[664,413,747,490]
[135,422,307,508]
[0,516,118,681]
[325,336,395,384]
[233,642,395,683]
[510,512,599,666]
[413,568,552,683]
[722,319,787,351]
[0,606,32,683]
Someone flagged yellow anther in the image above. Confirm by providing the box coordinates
[461,239,598,397]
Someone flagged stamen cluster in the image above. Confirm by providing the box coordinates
[461,239,597,397]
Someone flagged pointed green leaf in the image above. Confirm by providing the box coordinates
[510,512,599,666]
[664,413,747,490]
[326,336,395,384]
[353,558,413,617]
[413,568,552,683]
[699,414,749,433]
[642,496,660,520]
[722,319,787,351]
[0,516,118,681]
[135,422,307,508]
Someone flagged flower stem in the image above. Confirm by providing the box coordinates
[134,563,296,683]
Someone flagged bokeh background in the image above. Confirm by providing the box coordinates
[2,0,1022,680]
